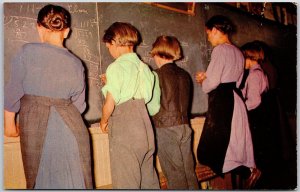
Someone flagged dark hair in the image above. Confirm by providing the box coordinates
[205,15,234,35]
[37,4,71,31]
[102,22,140,46]
[252,40,271,61]
[150,36,182,60]
[241,41,265,64]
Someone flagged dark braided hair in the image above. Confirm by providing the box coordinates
[37,4,71,31]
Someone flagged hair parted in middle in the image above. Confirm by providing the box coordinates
[241,41,265,65]
[102,22,140,46]
[150,35,182,61]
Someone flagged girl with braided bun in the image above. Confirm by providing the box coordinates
[4,4,92,189]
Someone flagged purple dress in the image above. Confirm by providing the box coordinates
[240,63,272,174]
[5,43,88,188]
[241,64,269,110]
[200,44,255,173]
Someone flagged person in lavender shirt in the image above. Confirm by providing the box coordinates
[240,42,269,111]
[195,15,260,189]
[4,4,92,189]
[240,41,272,188]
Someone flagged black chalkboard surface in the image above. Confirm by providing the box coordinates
[4,3,102,122]
[98,3,209,117]
[4,2,209,123]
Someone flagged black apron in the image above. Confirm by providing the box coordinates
[197,82,243,175]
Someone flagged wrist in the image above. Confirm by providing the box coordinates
[100,119,108,124]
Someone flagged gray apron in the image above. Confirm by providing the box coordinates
[19,95,93,189]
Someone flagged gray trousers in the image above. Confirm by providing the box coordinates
[108,99,159,189]
[156,124,199,189]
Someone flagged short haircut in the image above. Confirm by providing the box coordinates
[102,22,140,46]
[205,15,234,35]
[150,36,182,60]
[241,41,265,64]
[37,4,71,31]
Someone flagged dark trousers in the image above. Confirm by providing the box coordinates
[156,124,199,189]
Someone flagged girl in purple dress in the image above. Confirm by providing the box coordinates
[195,15,260,189]
[240,41,276,188]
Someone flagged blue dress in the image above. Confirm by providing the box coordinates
[5,43,89,189]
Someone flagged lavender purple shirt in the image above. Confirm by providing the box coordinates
[241,64,269,110]
[202,43,256,173]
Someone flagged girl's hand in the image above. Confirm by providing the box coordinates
[195,71,206,84]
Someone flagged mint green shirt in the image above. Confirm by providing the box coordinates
[102,53,160,116]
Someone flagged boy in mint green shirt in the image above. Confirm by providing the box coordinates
[101,52,160,116]
[100,22,160,189]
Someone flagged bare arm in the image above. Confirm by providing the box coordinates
[4,110,19,137]
[100,92,115,133]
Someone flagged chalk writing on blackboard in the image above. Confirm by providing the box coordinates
[19,4,42,14]
[5,16,36,43]
[4,2,104,121]
[67,4,89,14]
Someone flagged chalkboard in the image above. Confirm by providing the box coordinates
[4,3,102,122]
[4,2,297,123]
[4,2,209,123]
[98,3,209,116]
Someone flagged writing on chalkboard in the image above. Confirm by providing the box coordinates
[67,4,89,14]
[5,16,35,40]
[4,2,103,121]
[18,4,43,14]
[5,2,210,121]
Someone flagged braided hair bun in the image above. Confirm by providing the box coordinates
[37,4,71,31]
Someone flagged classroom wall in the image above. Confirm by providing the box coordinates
[97,3,209,119]
[201,3,297,114]
[4,3,297,123]
[4,3,102,122]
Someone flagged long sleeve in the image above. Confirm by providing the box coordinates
[202,46,225,93]
[71,66,86,114]
[244,69,268,110]
[4,47,26,112]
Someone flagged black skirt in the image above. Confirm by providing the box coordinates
[197,82,242,175]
